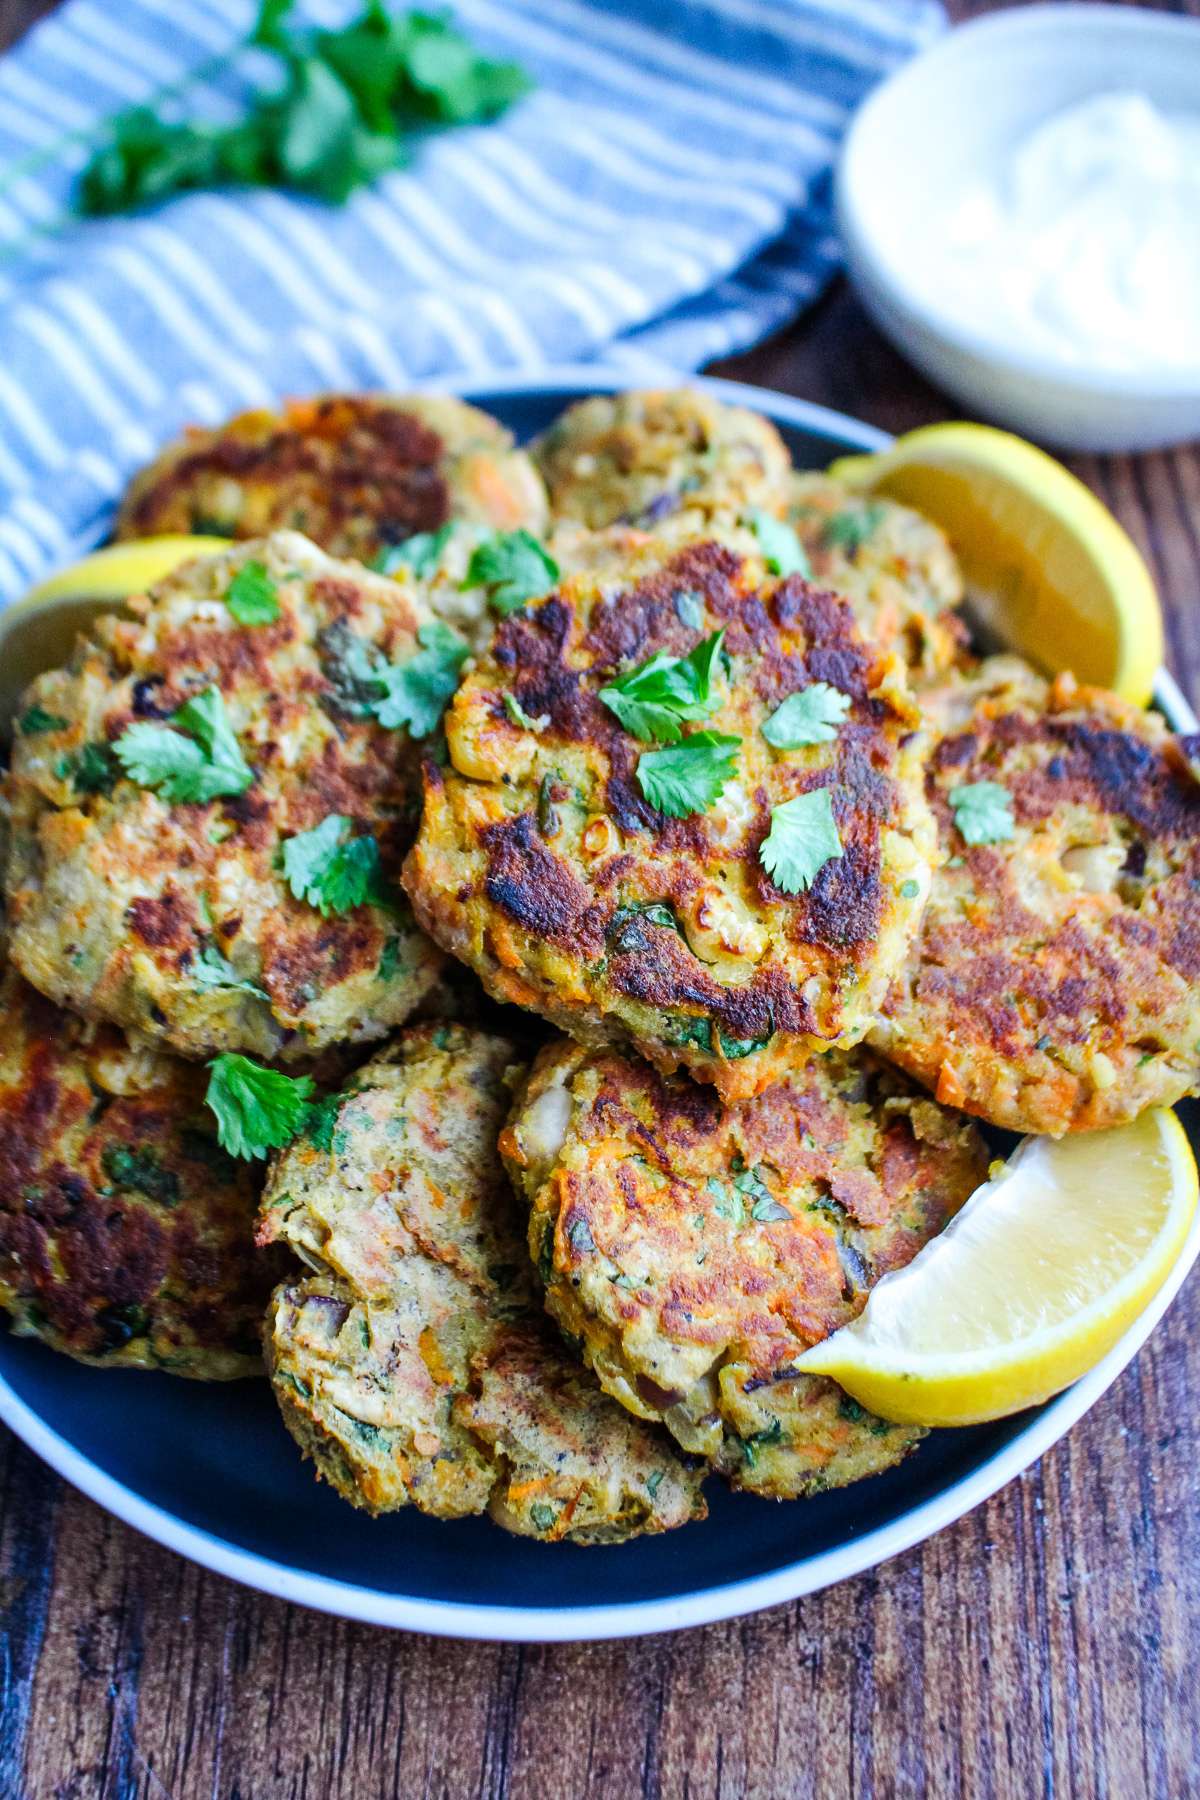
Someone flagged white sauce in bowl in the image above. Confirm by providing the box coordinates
[928,92,1200,375]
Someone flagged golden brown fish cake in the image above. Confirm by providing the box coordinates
[869,659,1200,1134]
[4,532,446,1062]
[0,959,272,1376]
[784,472,966,676]
[503,1038,986,1497]
[116,393,548,558]
[260,1025,705,1541]
[534,388,791,531]
[403,536,936,1102]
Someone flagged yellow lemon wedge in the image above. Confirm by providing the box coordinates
[829,423,1162,705]
[0,535,229,737]
[797,1108,1197,1427]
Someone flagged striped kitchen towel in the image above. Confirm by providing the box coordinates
[0,0,943,600]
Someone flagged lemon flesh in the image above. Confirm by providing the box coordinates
[798,1109,1197,1427]
[0,535,229,737]
[830,423,1162,705]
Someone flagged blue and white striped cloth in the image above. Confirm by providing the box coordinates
[0,0,943,602]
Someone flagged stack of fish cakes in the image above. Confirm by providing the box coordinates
[5,386,1196,1544]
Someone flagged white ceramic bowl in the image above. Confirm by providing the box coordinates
[836,5,1200,452]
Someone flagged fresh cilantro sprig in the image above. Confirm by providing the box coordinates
[114,686,253,804]
[748,511,810,579]
[464,530,559,616]
[374,621,470,736]
[637,732,740,819]
[599,631,726,744]
[192,942,268,1000]
[225,559,281,625]
[282,814,391,916]
[761,682,851,749]
[74,2,532,218]
[759,788,843,894]
[205,1054,314,1161]
[948,781,1015,846]
[373,524,453,578]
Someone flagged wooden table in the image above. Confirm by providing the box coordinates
[1,1,1197,1794]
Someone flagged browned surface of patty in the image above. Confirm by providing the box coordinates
[404,537,933,1102]
[504,1038,987,1495]
[116,394,547,561]
[871,660,1200,1133]
[0,961,273,1375]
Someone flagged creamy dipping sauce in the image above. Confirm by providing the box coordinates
[928,92,1200,375]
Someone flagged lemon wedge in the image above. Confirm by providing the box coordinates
[829,423,1162,705]
[0,535,229,736]
[797,1108,1197,1427]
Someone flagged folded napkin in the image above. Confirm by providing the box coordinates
[0,0,942,601]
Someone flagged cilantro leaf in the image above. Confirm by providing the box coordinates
[69,742,119,796]
[761,682,851,749]
[282,814,390,916]
[225,559,280,625]
[114,685,253,804]
[759,788,843,894]
[948,781,1015,846]
[19,706,69,736]
[637,732,740,818]
[599,630,726,744]
[504,693,548,733]
[374,621,469,737]
[373,524,453,578]
[192,942,268,1000]
[823,504,885,557]
[748,510,811,578]
[205,1054,314,1161]
[464,530,558,616]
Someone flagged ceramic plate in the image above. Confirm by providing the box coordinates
[1,368,1196,1642]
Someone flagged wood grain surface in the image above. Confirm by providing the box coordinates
[1,1,1198,1795]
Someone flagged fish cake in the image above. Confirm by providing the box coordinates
[503,1037,987,1497]
[260,1025,705,1542]
[870,659,1200,1134]
[403,536,936,1102]
[534,389,792,531]
[784,472,966,676]
[0,959,271,1376]
[5,532,445,1062]
[116,393,548,559]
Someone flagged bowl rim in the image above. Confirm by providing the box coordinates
[0,362,1195,1643]
[835,2,1200,401]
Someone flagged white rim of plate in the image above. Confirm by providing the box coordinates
[0,365,1195,1643]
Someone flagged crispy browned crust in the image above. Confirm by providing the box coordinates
[5,534,444,1060]
[871,662,1200,1133]
[403,538,933,1100]
[504,1037,986,1497]
[0,961,273,1375]
[116,393,548,559]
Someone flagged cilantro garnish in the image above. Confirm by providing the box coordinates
[464,529,558,615]
[76,4,531,218]
[192,942,268,1000]
[19,706,68,736]
[205,1054,314,1161]
[636,732,740,818]
[114,686,253,804]
[373,620,469,737]
[599,630,725,744]
[748,510,811,578]
[282,814,390,916]
[823,504,885,556]
[69,742,119,796]
[761,682,851,749]
[373,524,453,579]
[225,559,280,626]
[948,781,1015,846]
[503,693,548,733]
[759,788,843,894]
